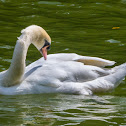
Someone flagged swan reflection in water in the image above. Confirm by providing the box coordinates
[0,94,124,125]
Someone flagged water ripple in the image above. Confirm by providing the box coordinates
[0,45,14,49]
[38,1,61,5]
[105,39,121,43]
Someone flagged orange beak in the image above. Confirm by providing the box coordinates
[40,45,50,60]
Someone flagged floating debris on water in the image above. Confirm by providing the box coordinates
[112,27,120,29]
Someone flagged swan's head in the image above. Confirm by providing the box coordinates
[20,25,51,60]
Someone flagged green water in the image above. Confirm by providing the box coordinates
[0,0,126,125]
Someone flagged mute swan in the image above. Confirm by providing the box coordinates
[0,25,126,95]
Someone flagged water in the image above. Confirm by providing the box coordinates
[0,0,126,125]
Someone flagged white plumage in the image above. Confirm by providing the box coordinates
[0,25,126,95]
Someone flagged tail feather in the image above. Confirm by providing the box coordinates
[84,63,126,94]
[112,62,126,72]
[108,62,126,86]
[105,68,126,87]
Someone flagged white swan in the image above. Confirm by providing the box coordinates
[0,25,126,95]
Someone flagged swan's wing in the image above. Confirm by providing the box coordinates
[24,61,110,87]
[25,53,115,69]
[47,53,79,61]
[80,65,126,95]
[47,53,116,67]
[25,53,78,73]
[74,56,116,67]
[57,64,126,95]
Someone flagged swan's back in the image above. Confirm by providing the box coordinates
[23,54,112,86]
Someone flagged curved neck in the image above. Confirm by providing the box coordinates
[1,38,31,87]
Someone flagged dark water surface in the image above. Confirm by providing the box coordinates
[0,0,126,125]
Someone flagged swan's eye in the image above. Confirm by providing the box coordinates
[43,40,51,50]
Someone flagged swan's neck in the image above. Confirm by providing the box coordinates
[1,38,30,87]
